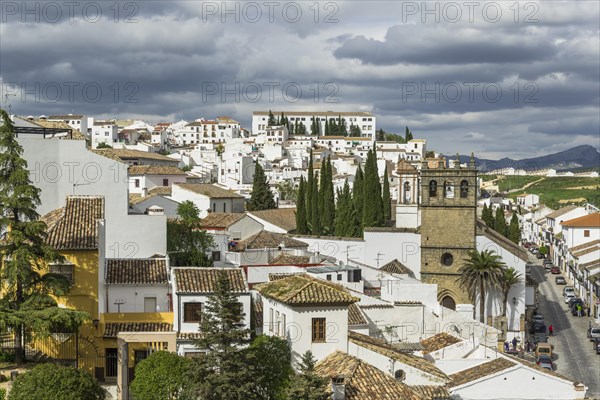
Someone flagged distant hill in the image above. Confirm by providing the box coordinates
[459,145,600,172]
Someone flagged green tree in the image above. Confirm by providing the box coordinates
[335,180,360,237]
[353,164,364,229]
[310,172,320,235]
[324,119,330,136]
[349,124,361,137]
[268,110,276,126]
[376,129,386,141]
[310,117,318,135]
[182,270,253,400]
[508,213,521,244]
[382,165,391,221]
[96,142,112,149]
[248,163,276,211]
[457,250,506,323]
[8,364,105,400]
[538,245,548,257]
[494,207,508,237]
[131,351,191,400]
[405,126,413,142]
[318,157,335,235]
[500,268,522,317]
[296,177,308,234]
[306,151,314,225]
[285,351,330,400]
[247,336,293,400]
[0,110,89,364]
[362,148,383,227]
[276,180,298,202]
[167,201,214,267]
[482,204,494,227]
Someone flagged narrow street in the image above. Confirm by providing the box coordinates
[531,258,600,398]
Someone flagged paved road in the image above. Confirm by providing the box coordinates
[530,256,600,398]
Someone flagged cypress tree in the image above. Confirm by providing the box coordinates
[382,165,391,221]
[405,126,413,142]
[353,164,364,226]
[494,207,508,237]
[363,148,383,227]
[311,171,320,235]
[319,157,335,235]
[280,112,285,126]
[325,119,330,136]
[248,163,276,211]
[268,110,275,126]
[296,177,307,234]
[306,150,314,225]
[335,180,360,237]
[508,213,521,244]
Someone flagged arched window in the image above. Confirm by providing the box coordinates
[441,253,454,266]
[441,296,456,310]
[460,180,469,198]
[403,181,411,204]
[429,180,437,197]
[444,181,454,198]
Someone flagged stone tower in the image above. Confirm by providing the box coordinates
[419,154,478,310]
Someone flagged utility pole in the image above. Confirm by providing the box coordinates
[375,252,384,268]
[346,245,356,264]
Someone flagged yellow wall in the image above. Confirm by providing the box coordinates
[53,250,99,319]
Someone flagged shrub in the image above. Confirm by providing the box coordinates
[0,351,15,363]
[130,351,190,400]
[8,364,105,400]
[0,387,6,400]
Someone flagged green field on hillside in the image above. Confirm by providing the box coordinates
[509,176,600,208]
[497,175,542,192]
[479,175,497,182]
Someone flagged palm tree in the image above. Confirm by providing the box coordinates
[457,250,506,323]
[501,267,522,317]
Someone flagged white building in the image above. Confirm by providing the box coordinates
[91,121,118,149]
[252,111,376,139]
[170,183,245,218]
[128,165,187,195]
[516,193,540,208]
[561,213,600,249]
[47,114,88,137]
[104,258,170,313]
[176,117,240,146]
[172,268,251,356]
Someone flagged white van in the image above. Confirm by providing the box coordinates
[562,286,575,296]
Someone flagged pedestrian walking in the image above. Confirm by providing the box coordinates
[587,304,591,317]
[549,324,553,335]
[512,337,518,351]
[578,304,583,317]
[504,341,509,352]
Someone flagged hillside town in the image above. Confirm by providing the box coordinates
[1,109,598,400]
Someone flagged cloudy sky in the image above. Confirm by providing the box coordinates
[1,0,599,158]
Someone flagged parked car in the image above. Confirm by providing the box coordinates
[551,266,560,274]
[587,327,600,341]
[570,300,584,316]
[555,276,566,285]
[537,253,546,259]
[564,293,576,304]
[531,248,539,254]
[563,286,575,296]
[533,332,548,345]
[543,258,553,265]
[545,263,553,271]
[526,263,534,275]
[594,338,600,354]
[533,315,544,324]
[537,354,553,370]
[530,321,547,334]
[535,342,553,358]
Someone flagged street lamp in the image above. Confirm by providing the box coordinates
[512,297,517,306]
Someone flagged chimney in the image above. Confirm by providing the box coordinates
[146,206,164,216]
[331,375,345,400]
[141,187,148,197]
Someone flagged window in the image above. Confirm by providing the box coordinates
[212,251,221,261]
[134,350,149,365]
[223,203,227,212]
[326,274,332,281]
[441,253,454,266]
[134,179,140,188]
[460,180,469,198]
[144,297,157,313]
[312,318,326,342]
[212,203,216,212]
[105,348,118,378]
[162,178,169,186]
[184,302,202,323]
[444,181,454,198]
[50,264,74,284]
[337,274,342,281]
[584,230,590,237]
[429,180,438,197]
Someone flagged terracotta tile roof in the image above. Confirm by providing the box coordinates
[420,333,462,354]
[235,231,308,250]
[348,303,368,326]
[476,219,528,261]
[546,205,579,219]
[129,165,186,176]
[176,183,244,198]
[253,111,374,117]
[348,332,449,380]
[177,332,203,340]
[570,239,600,252]
[315,351,423,400]
[561,212,600,227]
[30,119,86,140]
[248,208,297,232]
[199,213,246,229]
[48,114,84,119]
[93,148,176,163]
[359,304,395,309]
[42,196,104,250]
[173,268,248,294]
[449,358,516,388]
[103,322,172,338]
[580,259,600,271]
[105,258,168,285]
[396,158,418,173]
[256,274,359,306]
[150,186,173,195]
[410,385,451,400]
[268,254,311,265]
[268,272,306,281]
[380,259,415,278]
[572,245,599,259]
